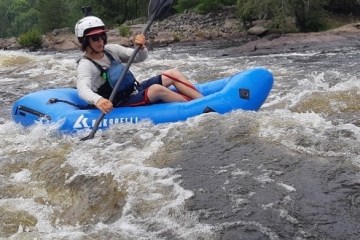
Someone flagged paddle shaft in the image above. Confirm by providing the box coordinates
[84,46,141,140]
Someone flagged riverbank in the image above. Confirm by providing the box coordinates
[1,9,359,55]
[224,23,360,56]
[161,22,360,58]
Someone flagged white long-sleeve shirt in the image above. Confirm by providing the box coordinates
[77,44,148,105]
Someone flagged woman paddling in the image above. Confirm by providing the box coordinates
[75,16,203,114]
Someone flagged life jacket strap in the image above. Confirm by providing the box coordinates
[82,50,139,102]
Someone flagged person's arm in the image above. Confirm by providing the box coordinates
[77,60,114,113]
[133,34,148,62]
[106,34,148,63]
[77,59,103,105]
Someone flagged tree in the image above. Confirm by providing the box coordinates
[222,0,237,5]
[237,0,271,28]
[37,0,69,33]
[0,0,12,37]
[291,0,329,32]
[10,8,40,36]
[327,0,360,15]
[267,0,297,33]
[174,0,235,14]
[5,0,40,36]
[197,0,223,14]
[174,0,199,13]
[237,0,330,32]
[0,0,353,39]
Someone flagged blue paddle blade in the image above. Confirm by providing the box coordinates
[148,0,173,21]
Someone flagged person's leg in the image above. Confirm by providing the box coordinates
[119,75,190,106]
[161,68,203,100]
[146,84,190,103]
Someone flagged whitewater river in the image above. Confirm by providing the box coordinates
[0,41,359,239]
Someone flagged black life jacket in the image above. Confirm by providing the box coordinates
[84,50,139,105]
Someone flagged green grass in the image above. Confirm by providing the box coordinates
[323,14,360,30]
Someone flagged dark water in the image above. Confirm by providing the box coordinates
[0,40,359,239]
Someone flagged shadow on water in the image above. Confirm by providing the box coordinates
[153,116,360,240]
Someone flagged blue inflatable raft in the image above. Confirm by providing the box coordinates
[12,68,273,133]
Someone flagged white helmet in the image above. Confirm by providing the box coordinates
[75,16,106,38]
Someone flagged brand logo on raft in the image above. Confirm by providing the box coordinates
[73,114,139,129]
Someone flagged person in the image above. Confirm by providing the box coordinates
[75,16,203,114]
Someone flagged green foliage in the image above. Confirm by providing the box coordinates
[37,0,68,33]
[172,33,181,42]
[175,0,236,14]
[126,0,149,20]
[4,0,38,36]
[291,0,329,32]
[118,24,132,37]
[196,0,222,14]
[327,0,360,15]
[0,0,12,37]
[18,29,42,48]
[88,0,149,25]
[0,0,357,39]
[174,0,199,13]
[237,0,331,32]
[7,0,30,18]
[221,0,238,5]
[266,0,297,33]
[175,0,237,13]
[237,0,269,28]
[10,8,40,36]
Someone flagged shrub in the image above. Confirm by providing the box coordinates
[172,33,181,42]
[18,29,42,48]
[196,0,222,14]
[118,25,132,37]
[237,0,266,28]
[174,0,199,13]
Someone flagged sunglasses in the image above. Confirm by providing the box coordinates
[89,34,106,42]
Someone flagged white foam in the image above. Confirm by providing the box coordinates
[277,182,296,192]
[0,198,57,234]
[9,169,32,183]
[2,43,359,239]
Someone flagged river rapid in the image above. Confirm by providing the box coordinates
[0,40,359,239]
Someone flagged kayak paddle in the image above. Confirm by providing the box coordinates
[81,0,173,141]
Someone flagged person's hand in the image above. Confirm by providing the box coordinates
[96,98,113,114]
[134,34,146,48]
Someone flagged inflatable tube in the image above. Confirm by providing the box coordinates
[12,68,273,133]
